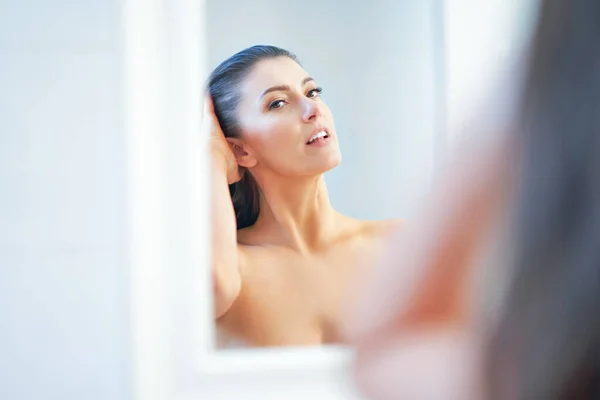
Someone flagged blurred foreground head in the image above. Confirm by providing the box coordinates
[487,0,600,397]
[346,0,600,398]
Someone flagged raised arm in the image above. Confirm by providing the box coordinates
[205,96,244,319]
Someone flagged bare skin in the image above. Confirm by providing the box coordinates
[216,216,399,347]
[208,56,400,348]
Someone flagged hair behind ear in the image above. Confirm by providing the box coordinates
[229,172,260,229]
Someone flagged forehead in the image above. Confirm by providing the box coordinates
[240,57,310,98]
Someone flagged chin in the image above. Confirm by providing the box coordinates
[294,147,342,177]
[319,151,342,174]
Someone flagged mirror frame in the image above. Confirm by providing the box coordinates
[124,0,447,397]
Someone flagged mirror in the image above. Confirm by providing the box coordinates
[205,0,446,350]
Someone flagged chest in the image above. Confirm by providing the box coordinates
[216,242,377,347]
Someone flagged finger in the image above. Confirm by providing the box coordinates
[205,95,224,131]
[202,95,223,136]
[202,95,212,128]
[206,94,215,114]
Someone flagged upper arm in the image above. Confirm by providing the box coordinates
[213,245,247,320]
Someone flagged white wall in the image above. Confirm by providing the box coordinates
[444,0,540,142]
[206,0,441,220]
[0,1,131,399]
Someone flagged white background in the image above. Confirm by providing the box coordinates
[0,1,131,399]
[0,0,537,399]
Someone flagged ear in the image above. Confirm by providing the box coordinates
[226,138,257,168]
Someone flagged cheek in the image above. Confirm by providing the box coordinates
[321,103,335,123]
[245,118,300,156]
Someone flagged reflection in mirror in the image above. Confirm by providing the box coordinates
[205,0,444,350]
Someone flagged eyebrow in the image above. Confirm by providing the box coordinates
[259,77,315,100]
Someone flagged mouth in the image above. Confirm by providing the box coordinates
[306,128,330,145]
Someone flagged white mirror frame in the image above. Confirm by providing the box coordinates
[123,0,448,398]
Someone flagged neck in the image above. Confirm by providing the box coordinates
[250,170,340,253]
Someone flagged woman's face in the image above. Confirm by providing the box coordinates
[235,56,341,177]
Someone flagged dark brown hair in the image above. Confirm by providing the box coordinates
[207,45,300,229]
[487,0,600,398]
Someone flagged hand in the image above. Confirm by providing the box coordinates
[203,95,242,184]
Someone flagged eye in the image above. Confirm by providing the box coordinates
[268,99,286,110]
[307,87,323,99]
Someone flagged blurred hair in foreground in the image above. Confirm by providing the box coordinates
[487,0,600,397]
[345,0,600,398]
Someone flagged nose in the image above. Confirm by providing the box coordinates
[302,98,322,123]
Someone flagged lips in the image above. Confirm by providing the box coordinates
[306,127,330,145]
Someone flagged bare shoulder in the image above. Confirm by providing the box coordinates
[233,226,285,274]
[361,218,404,239]
[230,227,260,272]
[235,225,258,245]
[235,226,273,252]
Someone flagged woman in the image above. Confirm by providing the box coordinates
[346,0,600,398]
[206,45,400,347]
